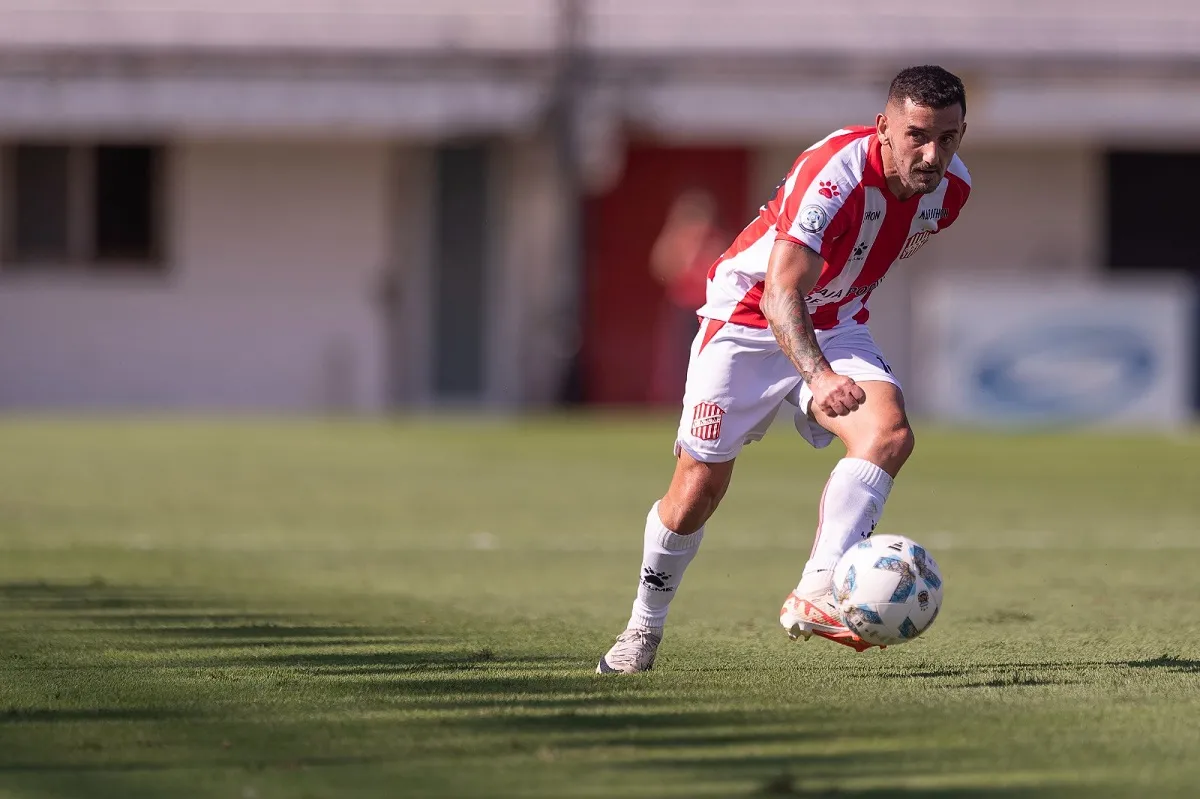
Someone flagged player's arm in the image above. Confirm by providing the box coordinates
[761,240,865,416]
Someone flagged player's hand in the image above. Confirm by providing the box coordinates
[810,371,866,417]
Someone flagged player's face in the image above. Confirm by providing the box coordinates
[879,100,965,196]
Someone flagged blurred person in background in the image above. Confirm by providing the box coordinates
[647,189,730,405]
[599,65,971,674]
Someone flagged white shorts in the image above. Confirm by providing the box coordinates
[674,319,901,463]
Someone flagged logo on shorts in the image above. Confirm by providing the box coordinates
[899,231,932,259]
[690,401,726,441]
[798,205,828,234]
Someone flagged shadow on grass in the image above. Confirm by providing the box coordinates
[751,776,1090,797]
[0,580,1075,798]
[871,654,1200,690]
[0,708,194,724]
[1124,655,1200,673]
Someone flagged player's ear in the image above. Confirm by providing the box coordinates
[876,112,889,145]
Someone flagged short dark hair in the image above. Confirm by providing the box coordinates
[888,66,966,117]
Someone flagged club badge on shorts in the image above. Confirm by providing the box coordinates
[690,402,726,441]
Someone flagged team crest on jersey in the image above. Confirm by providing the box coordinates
[690,402,726,441]
[899,231,932,259]
[798,205,828,234]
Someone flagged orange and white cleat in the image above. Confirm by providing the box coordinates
[779,591,883,653]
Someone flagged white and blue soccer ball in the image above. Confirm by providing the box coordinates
[831,534,944,647]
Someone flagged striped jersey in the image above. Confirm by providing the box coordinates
[698,126,971,332]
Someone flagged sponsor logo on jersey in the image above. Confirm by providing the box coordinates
[919,207,950,221]
[808,275,886,304]
[864,209,882,222]
[899,231,932,259]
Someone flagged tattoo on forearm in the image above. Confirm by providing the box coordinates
[762,278,831,385]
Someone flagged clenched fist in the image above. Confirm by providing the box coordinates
[809,371,866,417]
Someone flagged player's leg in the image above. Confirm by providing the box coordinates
[794,324,911,595]
[597,456,737,675]
[779,380,909,651]
[780,327,908,651]
[799,379,911,587]
[598,322,796,674]
[625,448,735,624]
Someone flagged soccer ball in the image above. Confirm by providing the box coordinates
[831,534,943,647]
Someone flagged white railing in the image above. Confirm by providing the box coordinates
[0,0,560,53]
[0,0,1195,58]
[586,0,1200,58]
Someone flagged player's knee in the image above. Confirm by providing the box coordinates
[660,457,732,534]
[870,424,915,473]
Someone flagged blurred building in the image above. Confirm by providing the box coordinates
[0,1,1196,421]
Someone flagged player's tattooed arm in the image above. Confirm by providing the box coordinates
[760,240,832,383]
[763,240,866,417]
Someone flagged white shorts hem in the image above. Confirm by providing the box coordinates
[673,438,739,464]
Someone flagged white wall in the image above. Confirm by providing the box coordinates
[493,136,578,408]
[754,142,1102,278]
[0,140,392,411]
[752,142,1103,393]
[912,145,1102,277]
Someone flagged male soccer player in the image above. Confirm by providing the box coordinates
[598,65,972,674]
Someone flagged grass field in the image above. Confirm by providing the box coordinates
[2,415,1200,798]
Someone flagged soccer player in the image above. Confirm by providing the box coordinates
[598,65,972,674]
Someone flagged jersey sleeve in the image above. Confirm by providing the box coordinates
[937,156,972,232]
[775,158,852,254]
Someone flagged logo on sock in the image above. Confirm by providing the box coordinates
[642,566,673,592]
[690,401,725,441]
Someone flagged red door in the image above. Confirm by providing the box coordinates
[581,145,750,406]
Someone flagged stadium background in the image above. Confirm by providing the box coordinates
[0,0,1195,427]
[3,6,1200,797]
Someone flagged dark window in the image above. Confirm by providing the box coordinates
[1105,150,1200,411]
[94,145,160,264]
[432,143,490,399]
[1105,151,1200,273]
[9,144,70,263]
[4,143,165,270]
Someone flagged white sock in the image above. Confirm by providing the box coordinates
[795,458,893,596]
[627,501,704,631]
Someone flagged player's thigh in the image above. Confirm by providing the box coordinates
[674,321,801,465]
[802,325,913,470]
[811,380,911,454]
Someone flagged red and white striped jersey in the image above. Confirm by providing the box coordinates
[698,126,971,332]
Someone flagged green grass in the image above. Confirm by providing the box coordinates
[1,415,1200,798]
